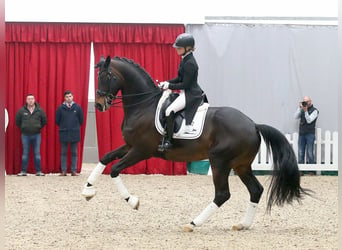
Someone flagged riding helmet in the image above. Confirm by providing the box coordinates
[173,33,195,48]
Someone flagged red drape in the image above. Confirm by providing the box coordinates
[5,23,90,174]
[5,22,187,175]
[93,24,187,175]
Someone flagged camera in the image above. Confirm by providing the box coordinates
[301,101,308,107]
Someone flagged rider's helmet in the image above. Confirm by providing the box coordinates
[173,33,195,49]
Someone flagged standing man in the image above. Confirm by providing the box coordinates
[56,90,84,176]
[15,94,47,176]
[294,96,319,175]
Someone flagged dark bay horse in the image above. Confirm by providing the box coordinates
[82,56,310,232]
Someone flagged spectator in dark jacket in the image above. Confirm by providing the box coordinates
[55,90,84,176]
[15,94,47,176]
[294,96,319,176]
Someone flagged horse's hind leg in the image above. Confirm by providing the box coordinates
[183,159,231,232]
[232,166,264,230]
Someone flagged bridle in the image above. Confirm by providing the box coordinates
[96,69,119,109]
[96,67,161,109]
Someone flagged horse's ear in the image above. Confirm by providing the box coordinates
[105,56,111,68]
[95,56,105,69]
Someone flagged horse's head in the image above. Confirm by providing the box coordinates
[94,56,123,112]
[95,55,160,112]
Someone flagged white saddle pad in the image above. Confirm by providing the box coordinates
[155,90,209,140]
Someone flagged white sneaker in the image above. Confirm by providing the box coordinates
[184,125,196,134]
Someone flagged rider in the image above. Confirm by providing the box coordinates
[158,33,207,151]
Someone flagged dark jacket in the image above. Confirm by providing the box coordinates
[15,103,47,135]
[299,105,318,135]
[55,102,84,142]
[168,52,207,125]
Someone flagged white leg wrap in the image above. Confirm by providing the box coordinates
[87,162,106,185]
[127,195,139,208]
[82,184,97,198]
[192,202,219,226]
[240,201,258,228]
[113,176,130,200]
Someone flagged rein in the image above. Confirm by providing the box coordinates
[108,90,162,108]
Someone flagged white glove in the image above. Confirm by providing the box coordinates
[159,81,169,90]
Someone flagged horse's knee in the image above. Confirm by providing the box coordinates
[214,191,231,207]
[110,166,120,178]
[100,152,114,165]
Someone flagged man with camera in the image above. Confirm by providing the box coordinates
[294,96,319,175]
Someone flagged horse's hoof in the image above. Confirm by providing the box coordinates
[183,223,194,232]
[82,184,96,201]
[85,196,93,201]
[232,223,246,231]
[127,195,139,210]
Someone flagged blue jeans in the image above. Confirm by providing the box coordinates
[21,133,42,173]
[61,142,78,173]
[298,133,315,164]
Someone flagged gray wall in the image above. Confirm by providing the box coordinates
[83,24,338,162]
[187,24,338,134]
[83,102,98,163]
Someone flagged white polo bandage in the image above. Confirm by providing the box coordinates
[240,201,258,228]
[113,176,130,200]
[193,202,219,226]
[87,162,106,185]
[127,195,139,208]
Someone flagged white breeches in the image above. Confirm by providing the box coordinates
[165,90,186,117]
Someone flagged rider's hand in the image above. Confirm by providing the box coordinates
[159,81,169,90]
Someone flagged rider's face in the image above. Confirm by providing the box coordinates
[176,47,185,55]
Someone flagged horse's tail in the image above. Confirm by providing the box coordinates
[256,124,312,211]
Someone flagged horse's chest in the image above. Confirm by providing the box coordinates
[122,126,143,142]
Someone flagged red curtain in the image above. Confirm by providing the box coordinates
[5,23,90,174]
[93,24,187,175]
[5,22,187,175]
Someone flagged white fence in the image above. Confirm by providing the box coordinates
[252,128,338,171]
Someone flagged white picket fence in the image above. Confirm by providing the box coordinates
[252,128,338,171]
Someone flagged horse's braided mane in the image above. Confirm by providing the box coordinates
[113,56,156,88]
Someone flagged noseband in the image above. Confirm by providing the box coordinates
[96,89,116,106]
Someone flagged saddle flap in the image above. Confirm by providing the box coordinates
[155,90,210,140]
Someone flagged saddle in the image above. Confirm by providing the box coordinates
[155,90,209,140]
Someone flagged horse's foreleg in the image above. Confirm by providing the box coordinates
[112,175,139,209]
[110,148,147,210]
[82,144,130,201]
[232,169,263,230]
[184,164,230,232]
[82,162,106,200]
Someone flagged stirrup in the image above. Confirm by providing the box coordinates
[158,138,173,152]
[163,140,173,150]
[158,143,165,152]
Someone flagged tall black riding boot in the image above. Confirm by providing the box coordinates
[159,112,175,151]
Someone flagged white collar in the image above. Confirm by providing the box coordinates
[64,101,74,106]
[182,51,192,59]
